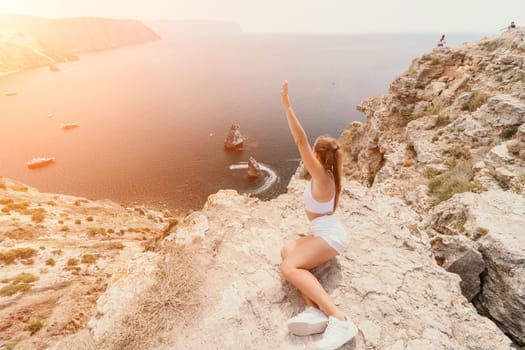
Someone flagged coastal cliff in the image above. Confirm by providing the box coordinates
[1,30,525,349]
[0,15,159,75]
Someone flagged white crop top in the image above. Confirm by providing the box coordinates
[304,179,335,214]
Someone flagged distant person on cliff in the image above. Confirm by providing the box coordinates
[437,34,446,47]
[501,21,516,31]
[279,80,357,350]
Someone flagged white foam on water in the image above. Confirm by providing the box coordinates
[229,162,278,195]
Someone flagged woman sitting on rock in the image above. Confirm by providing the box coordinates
[279,81,357,350]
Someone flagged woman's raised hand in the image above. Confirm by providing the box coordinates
[280,80,291,110]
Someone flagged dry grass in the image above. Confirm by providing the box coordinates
[0,248,37,264]
[99,243,202,350]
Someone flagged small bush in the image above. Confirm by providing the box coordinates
[405,142,417,159]
[0,248,37,265]
[0,283,32,296]
[74,219,81,225]
[51,249,63,256]
[86,216,94,222]
[9,273,39,284]
[40,268,49,274]
[87,227,106,237]
[81,254,98,264]
[67,258,79,266]
[25,320,44,335]
[461,91,487,112]
[426,104,442,115]
[0,199,14,205]
[443,146,470,160]
[9,184,28,192]
[434,113,449,127]
[60,226,70,232]
[427,163,485,204]
[45,258,55,266]
[1,201,30,214]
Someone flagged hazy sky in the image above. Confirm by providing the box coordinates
[0,0,522,33]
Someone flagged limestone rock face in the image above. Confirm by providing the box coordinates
[79,176,513,350]
[428,190,525,344]
[343,28,525,202]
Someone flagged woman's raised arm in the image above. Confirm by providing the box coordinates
[280,81,328,182]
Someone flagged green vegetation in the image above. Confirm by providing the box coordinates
[510,174,525,194]
[0,283,32,296]
[434,113,449,127]
[87,227,106,237]
[8,184,28,192]
[25,320,44,335]
[461,91,487,112]
[51,249,63,256]
[67,258,79,266]
[405,142,417,159]
[0,248,37,265]
[454,211,467,232]
[8,273,39,284]
[367,173,375,187]
[427,163,487,204]
[426,104,442,115]
[81,254,98,264]
[443,146,471,160]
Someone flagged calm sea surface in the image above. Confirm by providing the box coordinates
[0,33,489,211]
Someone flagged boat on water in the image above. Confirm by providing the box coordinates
[4,91,17,96]
[27,157,56,169]
[60,122,79,130]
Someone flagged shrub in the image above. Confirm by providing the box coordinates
[0,248,37,265]
[86,216,94,222]
[9,184,28,192]
[67,258,79,266]
[426,104,442,115]
[461,91,487,112]
[427,163,485,204]
[434,113,449,127]
[10,273,39,284]
[405,142,417,159]
[443,146,470,160]
[45,258,55,266]
[87,227,106,237]
[81,254,98,264]
[74,219,81,225]
[25,320,44,335]
[60,226,70,232]
[51,249,63,256]
[0,283,32,296]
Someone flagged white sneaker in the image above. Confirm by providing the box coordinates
[314,315,358,350]
[287,306,328,336]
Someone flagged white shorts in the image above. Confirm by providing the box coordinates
[309,214,349,254]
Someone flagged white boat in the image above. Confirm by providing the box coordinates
[27,157,56,169]
[60,122,79,130]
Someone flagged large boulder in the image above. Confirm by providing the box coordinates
[428,190,525,345]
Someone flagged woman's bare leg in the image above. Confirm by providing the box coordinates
[281,236,318,308]
[281,236,345,320]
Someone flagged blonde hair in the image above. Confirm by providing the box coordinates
[313,136,343,212]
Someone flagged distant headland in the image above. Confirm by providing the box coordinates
[0,15,160,76]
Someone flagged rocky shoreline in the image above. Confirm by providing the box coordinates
[1,29,524,349]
